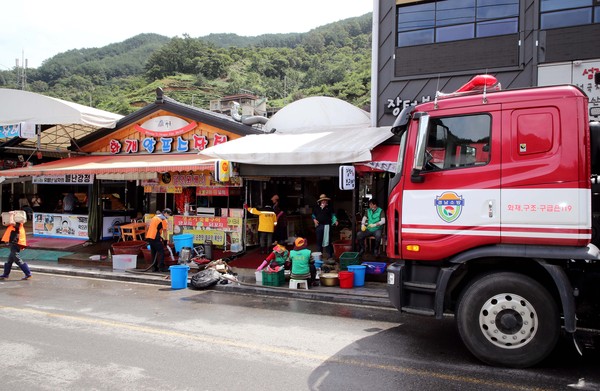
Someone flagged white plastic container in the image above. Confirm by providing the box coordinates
[255,271,263,285]
[112,254,137,270]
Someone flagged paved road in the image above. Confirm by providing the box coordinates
[0,273,598,390]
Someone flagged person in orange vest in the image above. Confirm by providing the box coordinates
[145,208,172,272]
[0,222,31,280]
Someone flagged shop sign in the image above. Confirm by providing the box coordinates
[33,174,94,184]
[189,229,226,246]
[108,133,228,154]
[172,173,210,186]
[196,186,230,196]
[134,116,196,137]
[385,95,432,117]
[143,185,182,194]
[0,124,20,138]
[214,160,231,182]
[339,165,355,190]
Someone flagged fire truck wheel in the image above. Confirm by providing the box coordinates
[456,272,560,368]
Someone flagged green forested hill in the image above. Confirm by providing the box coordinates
[0,13,372,115]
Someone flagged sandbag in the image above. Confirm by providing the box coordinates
[2,210,27,226]
[189,268,221,290]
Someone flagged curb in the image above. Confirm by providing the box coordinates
[26,264,393,309]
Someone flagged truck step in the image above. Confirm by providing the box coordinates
[404,281,437,292]
[403,306,435,316]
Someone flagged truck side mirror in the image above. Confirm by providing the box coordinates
[411,113,429,183]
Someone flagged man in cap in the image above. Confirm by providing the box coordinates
[312,194,338,260]
[146,208,172,272]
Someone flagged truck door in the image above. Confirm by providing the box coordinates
[400,105,502,261]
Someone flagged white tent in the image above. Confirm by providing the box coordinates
[200,96,393,165]
[0,88,123,154]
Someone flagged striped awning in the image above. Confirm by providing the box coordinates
[0,154,216,177]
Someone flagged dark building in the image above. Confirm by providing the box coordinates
[373,0,600,126]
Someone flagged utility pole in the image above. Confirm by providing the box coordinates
[15,51,27,90]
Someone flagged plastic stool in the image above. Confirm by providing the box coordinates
[289,279,309,290]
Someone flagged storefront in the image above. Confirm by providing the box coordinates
[200,96,398,248]
[2,88,261,247]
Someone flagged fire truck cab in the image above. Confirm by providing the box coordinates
[386,75,600,368]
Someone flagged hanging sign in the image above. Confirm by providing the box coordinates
[214,160,231,182]
[339,165,355,190]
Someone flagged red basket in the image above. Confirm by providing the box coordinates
[333,240,352,259]
[111,240,146,255]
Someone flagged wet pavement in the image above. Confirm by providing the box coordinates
[21,261,392,308]
[6,223,392,309]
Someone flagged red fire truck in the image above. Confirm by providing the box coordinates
[385,74,600,368]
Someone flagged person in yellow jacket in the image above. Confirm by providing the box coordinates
[145,208,172,272]
[0,222,31,280]
[245,203,277,254]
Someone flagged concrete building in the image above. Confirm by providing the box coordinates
[372,0,600,126]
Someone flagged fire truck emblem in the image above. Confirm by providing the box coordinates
[435,191,464,223]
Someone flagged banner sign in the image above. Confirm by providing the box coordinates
[33,212,89,239]
[33,174,94,184]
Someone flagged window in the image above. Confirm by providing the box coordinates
[423,114,491,171]
[397,0,519,47]
[540,0,599,29]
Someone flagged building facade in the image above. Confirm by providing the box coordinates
[373,0,600,126]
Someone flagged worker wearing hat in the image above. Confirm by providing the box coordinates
[146,208,172,272]
[289,237,317,286]
[312,194,338,260]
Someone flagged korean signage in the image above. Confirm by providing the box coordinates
[109,124,228,154]
[385,95,432,116]
[339,165,355,190]
[33,174,94,184]
[172,215,243,246]
[33,212,89,239]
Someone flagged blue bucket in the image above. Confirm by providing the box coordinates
[169,265,189,289]
[173,234,194,254]
[347,265,366,287]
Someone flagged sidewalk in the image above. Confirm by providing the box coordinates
[22,260,393,308]
[10,225,393,309]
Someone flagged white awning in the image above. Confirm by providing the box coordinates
[199,125,394,165]
[0,88,123,151]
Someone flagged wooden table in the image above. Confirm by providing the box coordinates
[120,222,147,241]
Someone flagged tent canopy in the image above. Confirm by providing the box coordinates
[200,96,392,165]
[0,89,123,153]
[199,125,393,165]
[264,96,370,134]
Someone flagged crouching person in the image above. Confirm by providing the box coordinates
[289,237,317,287]
[256,243,289,271]
[0,222,31,280]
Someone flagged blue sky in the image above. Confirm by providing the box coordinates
[1,0,373,70]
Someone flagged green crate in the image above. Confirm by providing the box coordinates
[262,269,285,286]
[340,252,360,270]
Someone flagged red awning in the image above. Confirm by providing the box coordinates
[0,154,216,177]
[355,144,399,173]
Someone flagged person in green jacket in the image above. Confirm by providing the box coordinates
[357,199,386,257]
[289,237,316,286]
